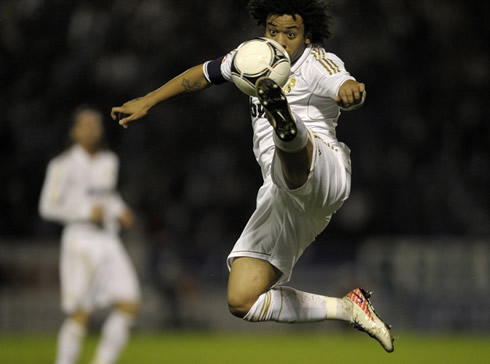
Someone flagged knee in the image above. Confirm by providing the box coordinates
[115,301,140,317]
[227,291,256,319]
[227,257,281,319]
[69,310,90,327]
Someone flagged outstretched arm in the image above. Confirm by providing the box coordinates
[111,64,211,128]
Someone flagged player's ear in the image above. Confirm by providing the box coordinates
[305,33,312,44]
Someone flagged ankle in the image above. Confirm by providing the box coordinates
[273,114,308,153]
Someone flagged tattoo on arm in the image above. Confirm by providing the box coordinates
[181,78,202,93]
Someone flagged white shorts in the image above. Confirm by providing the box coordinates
[60,226,140,314]
[227,132,351,286]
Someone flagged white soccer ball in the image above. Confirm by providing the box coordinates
[231,37,291,97]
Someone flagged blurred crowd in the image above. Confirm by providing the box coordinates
[1,0,488,247]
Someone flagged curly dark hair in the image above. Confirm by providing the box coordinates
[247,0,332,45]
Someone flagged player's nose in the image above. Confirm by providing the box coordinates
[276,34,288,49]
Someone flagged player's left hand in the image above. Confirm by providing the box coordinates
[336,80,366,108]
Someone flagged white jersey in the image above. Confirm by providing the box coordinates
[39,144,127,235]
[205,44,356,284]
[204,44,355,178]
[39,144,140,312]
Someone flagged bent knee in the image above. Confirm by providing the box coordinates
[227,257,281,319]
[227,293,257,319]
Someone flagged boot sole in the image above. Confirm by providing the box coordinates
[256,77,297,141]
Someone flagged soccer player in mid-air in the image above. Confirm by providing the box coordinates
[39,107,141,364]
[112,0,394,352]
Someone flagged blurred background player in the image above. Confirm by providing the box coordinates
[39,106,141,364]
[111,0,393,353]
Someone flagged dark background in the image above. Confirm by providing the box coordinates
[0,0,489,337]
[1,0,488,249]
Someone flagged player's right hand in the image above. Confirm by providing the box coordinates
[111,97,150,128]
[336,80,365,105]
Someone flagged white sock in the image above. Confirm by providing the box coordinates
[91,310,134,364]
[55,318,86,364]
[272,113,309,153]
[244,286,353,323]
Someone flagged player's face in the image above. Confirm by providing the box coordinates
[264,14,311,64]
[71,111,104,154]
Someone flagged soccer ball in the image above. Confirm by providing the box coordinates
[231,37,291,97]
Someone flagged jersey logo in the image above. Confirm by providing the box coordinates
[312,49,340,75]
[284,77,296,94]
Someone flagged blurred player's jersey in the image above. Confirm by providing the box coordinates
[203,44,355,179]
[39,144,127,234]
[40,144,140,312]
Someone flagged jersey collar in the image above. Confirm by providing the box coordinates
[291,44,312,73]
[71,144,98,162]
